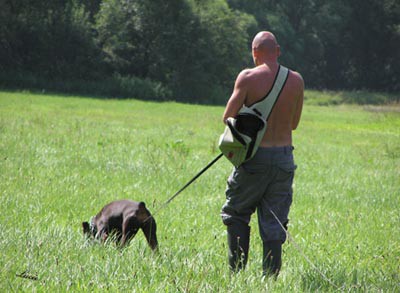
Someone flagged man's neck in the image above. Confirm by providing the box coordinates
[255,62,279,70]
[255,58,278,68]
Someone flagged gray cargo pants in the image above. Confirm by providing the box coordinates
[221,146,296,243]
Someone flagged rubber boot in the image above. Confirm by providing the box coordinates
[262,240,282,278]
[227,223,250,272]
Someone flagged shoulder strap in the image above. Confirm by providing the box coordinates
[248,65,289,120]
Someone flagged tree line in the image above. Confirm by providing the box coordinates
[0,0,398,103]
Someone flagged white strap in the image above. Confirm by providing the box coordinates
[249,65,289,120]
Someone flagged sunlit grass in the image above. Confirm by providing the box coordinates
[1,90,399,291]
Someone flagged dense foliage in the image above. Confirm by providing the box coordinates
[0,0,399,102]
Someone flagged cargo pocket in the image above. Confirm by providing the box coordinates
[225,166,263,210]
[276,162,296,183]
[226,166,253,193]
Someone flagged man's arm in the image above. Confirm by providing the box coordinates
[292,72,304,130]
[222,70,249,124]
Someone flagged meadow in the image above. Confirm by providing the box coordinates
[0,90,399,292]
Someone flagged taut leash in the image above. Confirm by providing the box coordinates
[146,153,223,221]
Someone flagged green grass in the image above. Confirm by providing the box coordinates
[1,90,399,292]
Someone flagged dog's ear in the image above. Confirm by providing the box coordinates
[137,202,150,222]
[82,222,90,235]
[138,201,146,209]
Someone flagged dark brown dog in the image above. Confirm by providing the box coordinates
[82,200,158,250]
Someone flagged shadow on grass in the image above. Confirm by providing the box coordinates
[0,73,173,102]
[0,71,228,106]
[305,90,399,106]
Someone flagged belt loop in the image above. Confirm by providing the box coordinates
[284,146,293,154]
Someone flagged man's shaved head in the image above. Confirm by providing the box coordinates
[252,31,279,52]
[251,31,280,65]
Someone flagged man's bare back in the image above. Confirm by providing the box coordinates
[222,32,304,147]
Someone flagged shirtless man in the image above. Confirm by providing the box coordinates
[221,31,304,277]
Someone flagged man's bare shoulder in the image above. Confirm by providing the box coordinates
[288,69,304,87]
[234,68,257,89]
[237,68,255,80]
[236,67,265,84]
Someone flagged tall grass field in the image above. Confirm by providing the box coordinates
[1,91,399,292]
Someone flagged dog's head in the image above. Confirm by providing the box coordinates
[136,202,150,222]
[82,216,97,238]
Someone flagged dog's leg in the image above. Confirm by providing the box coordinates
[141,217,158,251]
[95,224,109,243]
[121,216,139,247]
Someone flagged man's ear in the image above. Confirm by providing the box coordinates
[252,48,258,58]
[82,222,90,235]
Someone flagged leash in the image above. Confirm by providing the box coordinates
[269,208,344,290]
[146,153,223,220]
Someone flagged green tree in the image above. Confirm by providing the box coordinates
[193,0,256,91]
[96,0,255,102]
[228,0,400,92]
[2,0,398,98]
[343,0,400,91]
[0,0,103,80]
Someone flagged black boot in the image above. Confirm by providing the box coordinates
[227,223,250,272]
[262,240,282,278]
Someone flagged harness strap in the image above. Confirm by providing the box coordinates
[241,65,289,120]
